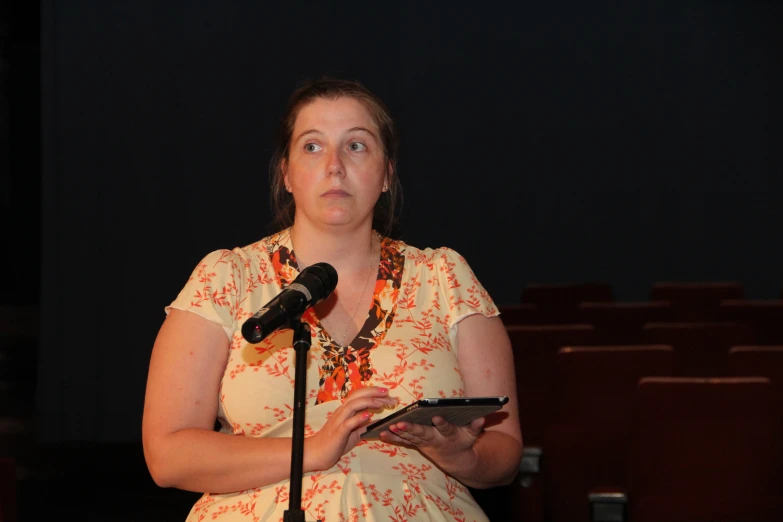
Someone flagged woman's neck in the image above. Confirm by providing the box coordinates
[289,222,377,275]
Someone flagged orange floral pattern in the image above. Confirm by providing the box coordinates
[166,228,498,521]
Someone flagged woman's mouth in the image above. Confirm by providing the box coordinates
[322,189,350,197]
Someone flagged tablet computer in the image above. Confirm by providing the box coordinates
[360,396,509,440]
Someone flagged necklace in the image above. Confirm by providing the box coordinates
[295,233,378,347]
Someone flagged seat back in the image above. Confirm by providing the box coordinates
[728,345,783,380]
[728,345,783,415]
[627,377,783,522]
[544,345,675,522]
[642,321,757,376]
[576,301,675,345]
[649,281,744,321]
[497,303,541,326]
[718,299,783,344]
[521,283,613,323]
[553,345,675,423]
[506,324,596,448]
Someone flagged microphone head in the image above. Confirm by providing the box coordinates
[297,262,338,303]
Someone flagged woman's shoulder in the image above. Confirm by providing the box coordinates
[196,230,288,273]
[394,238,469,269]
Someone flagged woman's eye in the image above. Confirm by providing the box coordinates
[349,142,367,152]
[304,143,322,153]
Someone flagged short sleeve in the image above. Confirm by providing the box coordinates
[165,248,248,340]
[433,247,499,330]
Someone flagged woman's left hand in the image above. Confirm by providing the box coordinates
[379,415,485,474]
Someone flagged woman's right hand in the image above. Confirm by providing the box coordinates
[305,386,398,471]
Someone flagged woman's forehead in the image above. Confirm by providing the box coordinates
[293,97,378,134]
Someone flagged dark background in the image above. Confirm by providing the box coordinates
[3,0,782,452]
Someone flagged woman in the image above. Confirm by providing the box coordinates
[142,77,522,521]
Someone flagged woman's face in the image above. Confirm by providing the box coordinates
[283,96,389,230]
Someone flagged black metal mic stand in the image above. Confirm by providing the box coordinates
[284,319,322,522]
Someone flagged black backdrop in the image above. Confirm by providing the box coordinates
[27,1,783,442]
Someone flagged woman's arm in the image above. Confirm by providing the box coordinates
[452,313,523,487]
[379,313,523,488]
[142,309,394,493]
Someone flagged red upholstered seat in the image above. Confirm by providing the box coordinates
[718,299,783,344]
[506,324,597,448]
[521,283,613,324]
[497,303,542,326]
[544,345,674,522]
[649,281,744,322]
[642,321,757,376]
[626,377,783,522]
[576,301,675,345]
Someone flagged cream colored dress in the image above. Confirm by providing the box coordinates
[166,228,499,522]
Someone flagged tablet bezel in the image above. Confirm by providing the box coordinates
[360,395,509,440]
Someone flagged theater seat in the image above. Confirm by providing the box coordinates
[728,345,783,381]
[728,345,783,416]
[576,301,675,345]
[497,303,541,326]
[650,281,744,322]
[642,322,757,376]
[521,283,613,324]
[626,377,783,522]
[544,345,674,522]
[717,299,783,344]
[504,324,598,522]
[506,324,597,448]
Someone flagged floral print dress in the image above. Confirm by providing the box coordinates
[166,228,499,522]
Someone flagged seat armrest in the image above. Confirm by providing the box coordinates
[588,490,627,522]
[520,446,542,473]
[518,446,542,487]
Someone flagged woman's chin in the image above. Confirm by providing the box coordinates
[319,209,364,227]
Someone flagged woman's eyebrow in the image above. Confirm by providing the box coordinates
[293,126,378,143]
[293,129,322,143]
[348,127,378,140]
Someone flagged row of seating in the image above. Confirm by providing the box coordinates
[480,282,783,520]
[519,281,779,306]
[504,321,781,378]
[474,343,783,522]
[545,345,783,522]
[512,281,783,324]
[500,299,783,342]
[508,324,782,445]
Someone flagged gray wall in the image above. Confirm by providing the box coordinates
[35,1,782,441]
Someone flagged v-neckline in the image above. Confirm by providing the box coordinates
[288,234,382,349]
[305,262,381,349]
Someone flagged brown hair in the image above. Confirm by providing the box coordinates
[269,77,402,237]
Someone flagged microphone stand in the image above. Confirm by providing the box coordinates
[284,319,322,522]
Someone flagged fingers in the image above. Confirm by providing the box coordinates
[336,396,391,420]
[379,429,409,445]
[344,411,374,432]
[432,416,457,436]
[381,416,486,447]
[467,416,486,434]
[344,386,395,402]
[386,422,430,446]
[343,387,398,416]
[322,387,400,442]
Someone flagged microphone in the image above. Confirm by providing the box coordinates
[241,262,338,344]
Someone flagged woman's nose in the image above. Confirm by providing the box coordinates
[326,148,345,177]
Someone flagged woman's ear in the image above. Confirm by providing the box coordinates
[282,159,291,192]
[384,162,394,191]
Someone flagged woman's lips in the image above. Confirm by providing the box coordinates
[322,189,350,197]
